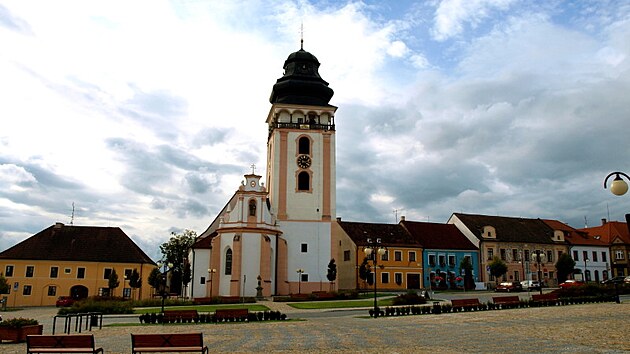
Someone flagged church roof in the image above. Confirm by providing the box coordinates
[0,223,156,264]
[269,46,334,107]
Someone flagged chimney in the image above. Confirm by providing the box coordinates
[54,222,64,229]
[601,218,607,225]
[336,217,342,222]
[400,215,406,222]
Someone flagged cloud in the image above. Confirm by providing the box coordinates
[0,4,32,34]
[431,0,516,41]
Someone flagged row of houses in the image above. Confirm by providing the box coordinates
[0,212,628,307]
[332,213,630,292]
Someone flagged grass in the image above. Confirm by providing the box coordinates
[288,298,395,309]
[134,304,269,314]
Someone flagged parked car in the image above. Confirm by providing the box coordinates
[601,276,626,284]
[520,280,541,291]
[55,296,76,307]
[559,280,585,289]
[495,281,523,292]
[625,276,630,283]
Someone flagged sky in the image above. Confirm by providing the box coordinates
[1,0,630,261]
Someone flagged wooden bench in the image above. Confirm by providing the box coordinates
[215,308,249,321]
[493,295,521,309]
[131,333,208,354]
[532,293,558,306]
[26,334,103,354]
[451,298,481,311]
[162,310,198,323]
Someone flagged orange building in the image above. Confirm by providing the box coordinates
[0,223,156,307]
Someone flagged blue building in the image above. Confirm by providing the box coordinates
[401,220,479,290]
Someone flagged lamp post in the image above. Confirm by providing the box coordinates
[583,258,589,282]
[157,262,173,313]
[532,250,545,295]
[296,269,304,294]
[603,171,629,304]
[207,268,216,298]
[364,237,387,318]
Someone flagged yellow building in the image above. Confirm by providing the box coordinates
[333,219,424,292]
[0,223,156,307]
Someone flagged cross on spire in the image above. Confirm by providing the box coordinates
[300,22,304,50]
[250,164,256,174]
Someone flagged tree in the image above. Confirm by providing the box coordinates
[108,269,120,297]
[182,261,192,297]
[555,253,576,284]
[148,268,161,292]
[0,273,10,294]
[358,257,371,287]
[488,256,508,286]
[459,257,475,290]
[128,268,142,300]
[326,259,337,291]
[159,229,197,296]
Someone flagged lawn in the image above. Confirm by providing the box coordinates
[288,298,395,309]
[134,303,269,314]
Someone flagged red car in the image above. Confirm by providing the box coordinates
[55,296,76,307]
[559,280,585,289]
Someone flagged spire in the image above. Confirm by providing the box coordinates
[300,22,304,50]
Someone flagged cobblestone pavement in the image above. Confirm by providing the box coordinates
[1,301,628,353]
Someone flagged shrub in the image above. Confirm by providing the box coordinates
[392,291,427,306]
[0,318,38,328]
[58,297,134,315]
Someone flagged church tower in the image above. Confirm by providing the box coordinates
[266,44,337,294]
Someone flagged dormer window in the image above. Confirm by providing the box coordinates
[482,226,496,239]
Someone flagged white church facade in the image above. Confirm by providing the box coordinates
[189,44,338,298]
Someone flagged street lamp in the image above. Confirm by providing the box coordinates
[603,171,629,304]
[364,237,387,318]
[207,268,216,298]
[296,269,304,294]
[583,258,589,282]
[532,250,546,295]
[604,172,629,196]
[157,262,173,313]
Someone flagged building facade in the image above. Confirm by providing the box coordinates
[580,218,630,278]
[0,223,156,306]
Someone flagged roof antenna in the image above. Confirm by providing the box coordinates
[300,22,304,50]
[70,202,75,225]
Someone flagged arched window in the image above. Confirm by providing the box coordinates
[225,249,232,275]
[298,171,310,191]
[298,136,310,155]
[248,199,256,216]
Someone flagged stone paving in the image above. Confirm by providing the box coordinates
[1,300,628,353]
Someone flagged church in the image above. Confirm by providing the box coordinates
[188,43,338,298]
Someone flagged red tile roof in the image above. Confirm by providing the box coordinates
[543,219,607,246]
[0,223,155,264]
[578,220,630,245]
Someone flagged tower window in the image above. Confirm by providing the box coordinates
[298,172,310,191]
[298,136,310,155]
[248,199,257,216]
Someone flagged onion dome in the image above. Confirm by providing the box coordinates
[269,46,334,106]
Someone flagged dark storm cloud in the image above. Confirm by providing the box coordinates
[184,172,211,194]
[0,4,32,34]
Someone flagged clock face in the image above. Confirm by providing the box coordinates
[297,154,312,169]
[250,181,256,187]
